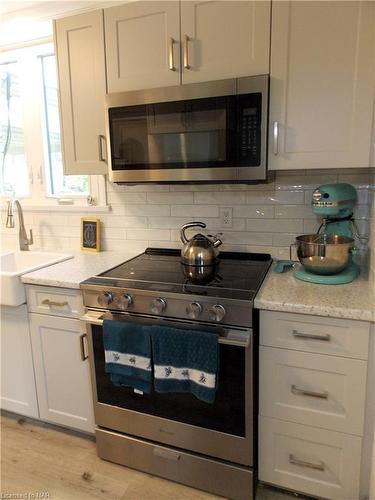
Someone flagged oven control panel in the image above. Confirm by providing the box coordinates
[83,288,252,328]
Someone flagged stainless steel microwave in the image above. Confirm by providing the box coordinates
[105,75,269,184]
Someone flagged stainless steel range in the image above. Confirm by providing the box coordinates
[80,248,271,500]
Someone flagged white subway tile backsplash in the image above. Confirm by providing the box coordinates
[127,229,171,241]
[275,205,316,219]
[124,204,171,217]
[107,191,148,204]
[171,205,219,217]
[233,206,274,218]
[194,191,246,205]
[245,190,304,205]
[272,233,300,246]
[246,219,303,233]
[147,192,194,205]
[275,174,337,191]
[2,170,372,260]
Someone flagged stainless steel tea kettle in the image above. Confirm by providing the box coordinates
[180,222,223,266]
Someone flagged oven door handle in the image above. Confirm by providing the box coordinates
[80,311,250,348]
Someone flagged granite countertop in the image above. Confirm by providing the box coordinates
[21,249,143,289]
[255,264,375,322]
[20,249,374,322]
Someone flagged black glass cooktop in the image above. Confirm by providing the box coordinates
[82,248,272,301]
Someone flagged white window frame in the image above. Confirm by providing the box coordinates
[0,41,107,209]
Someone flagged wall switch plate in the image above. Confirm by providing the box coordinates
[220,207,233,228]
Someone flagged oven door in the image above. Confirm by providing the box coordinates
[81,309,254,466]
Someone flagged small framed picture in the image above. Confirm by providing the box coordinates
[81,218,101,252]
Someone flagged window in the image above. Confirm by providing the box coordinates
[0,43,105,207]
[0,60,29,197]
[40,53,89,197]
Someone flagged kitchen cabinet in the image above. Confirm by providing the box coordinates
[0,305,39,418]
[105,1,181,93]
[269,1,375,170]
[29,312,94,433]
[54,10,107,175]
[104,1,270,93]
[180,1,270,85]
[259,310,371,499]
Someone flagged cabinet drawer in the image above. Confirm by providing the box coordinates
[259,416,362,500]
[260,310,370,359]
[260,347,367,435]
[26,285,84,318]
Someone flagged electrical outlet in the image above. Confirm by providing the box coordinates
[220,207,233,228]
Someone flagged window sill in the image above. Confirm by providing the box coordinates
[8,204,112,213]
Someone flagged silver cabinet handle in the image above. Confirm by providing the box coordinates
[168,37,176,71]
[292,329,331,342]
[42,299,68,307]
[80,334,88,361]
[183,34,191,69]
[98,135,107,162]
[289,454,325,471]
[273,121,279,155]
[153,448,181,461]
[291,384,328,399]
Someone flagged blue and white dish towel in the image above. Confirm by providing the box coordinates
[103,319,152,393]
[151,325,219,404]
[103,320,219,403]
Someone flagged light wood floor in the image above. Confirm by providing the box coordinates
[1,413,300,500]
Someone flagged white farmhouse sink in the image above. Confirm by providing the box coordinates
[0,251,73,307]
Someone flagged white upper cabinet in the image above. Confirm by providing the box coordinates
[180,1,270,84]
[269,1,375,170]
[105,1,181,93]
[54,10,108,175]
[104,1,270,93]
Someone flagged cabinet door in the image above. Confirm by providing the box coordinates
[105,2,180,93]
[269,1,375,170]
[54,11,107,175]
[181,1,270,84]
[0,305,39,418]
[29,313,94,433]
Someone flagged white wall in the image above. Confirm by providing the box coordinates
[1,169,373,260]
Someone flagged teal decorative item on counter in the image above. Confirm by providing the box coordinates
[291,183,360,285]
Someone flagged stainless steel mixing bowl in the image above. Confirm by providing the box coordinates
[295,234,354,275]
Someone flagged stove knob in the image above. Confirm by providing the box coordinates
[209,304,226,322]
[186,302,203,319]
[150,298,167,315]
[114,294,133,311]
[97,292,114,307]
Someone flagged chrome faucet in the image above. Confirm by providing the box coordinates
[6,199,33,251]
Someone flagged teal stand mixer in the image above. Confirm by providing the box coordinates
[276,183,362,285]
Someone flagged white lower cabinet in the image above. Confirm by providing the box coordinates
[259,310,370,499]
[260,417,362,500]
[260,346,367,435]
[0,305,39,418]
[29,313,94,434]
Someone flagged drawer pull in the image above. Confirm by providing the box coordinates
[292,329,331,342]
[153,447,181,461]
[289,453,325,471]
[42,299,68,307]
[80,334,88,361]
[291,384,328,399]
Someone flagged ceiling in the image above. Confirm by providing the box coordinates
[0,1,123,19]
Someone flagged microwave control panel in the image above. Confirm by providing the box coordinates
[240,107,260,164]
